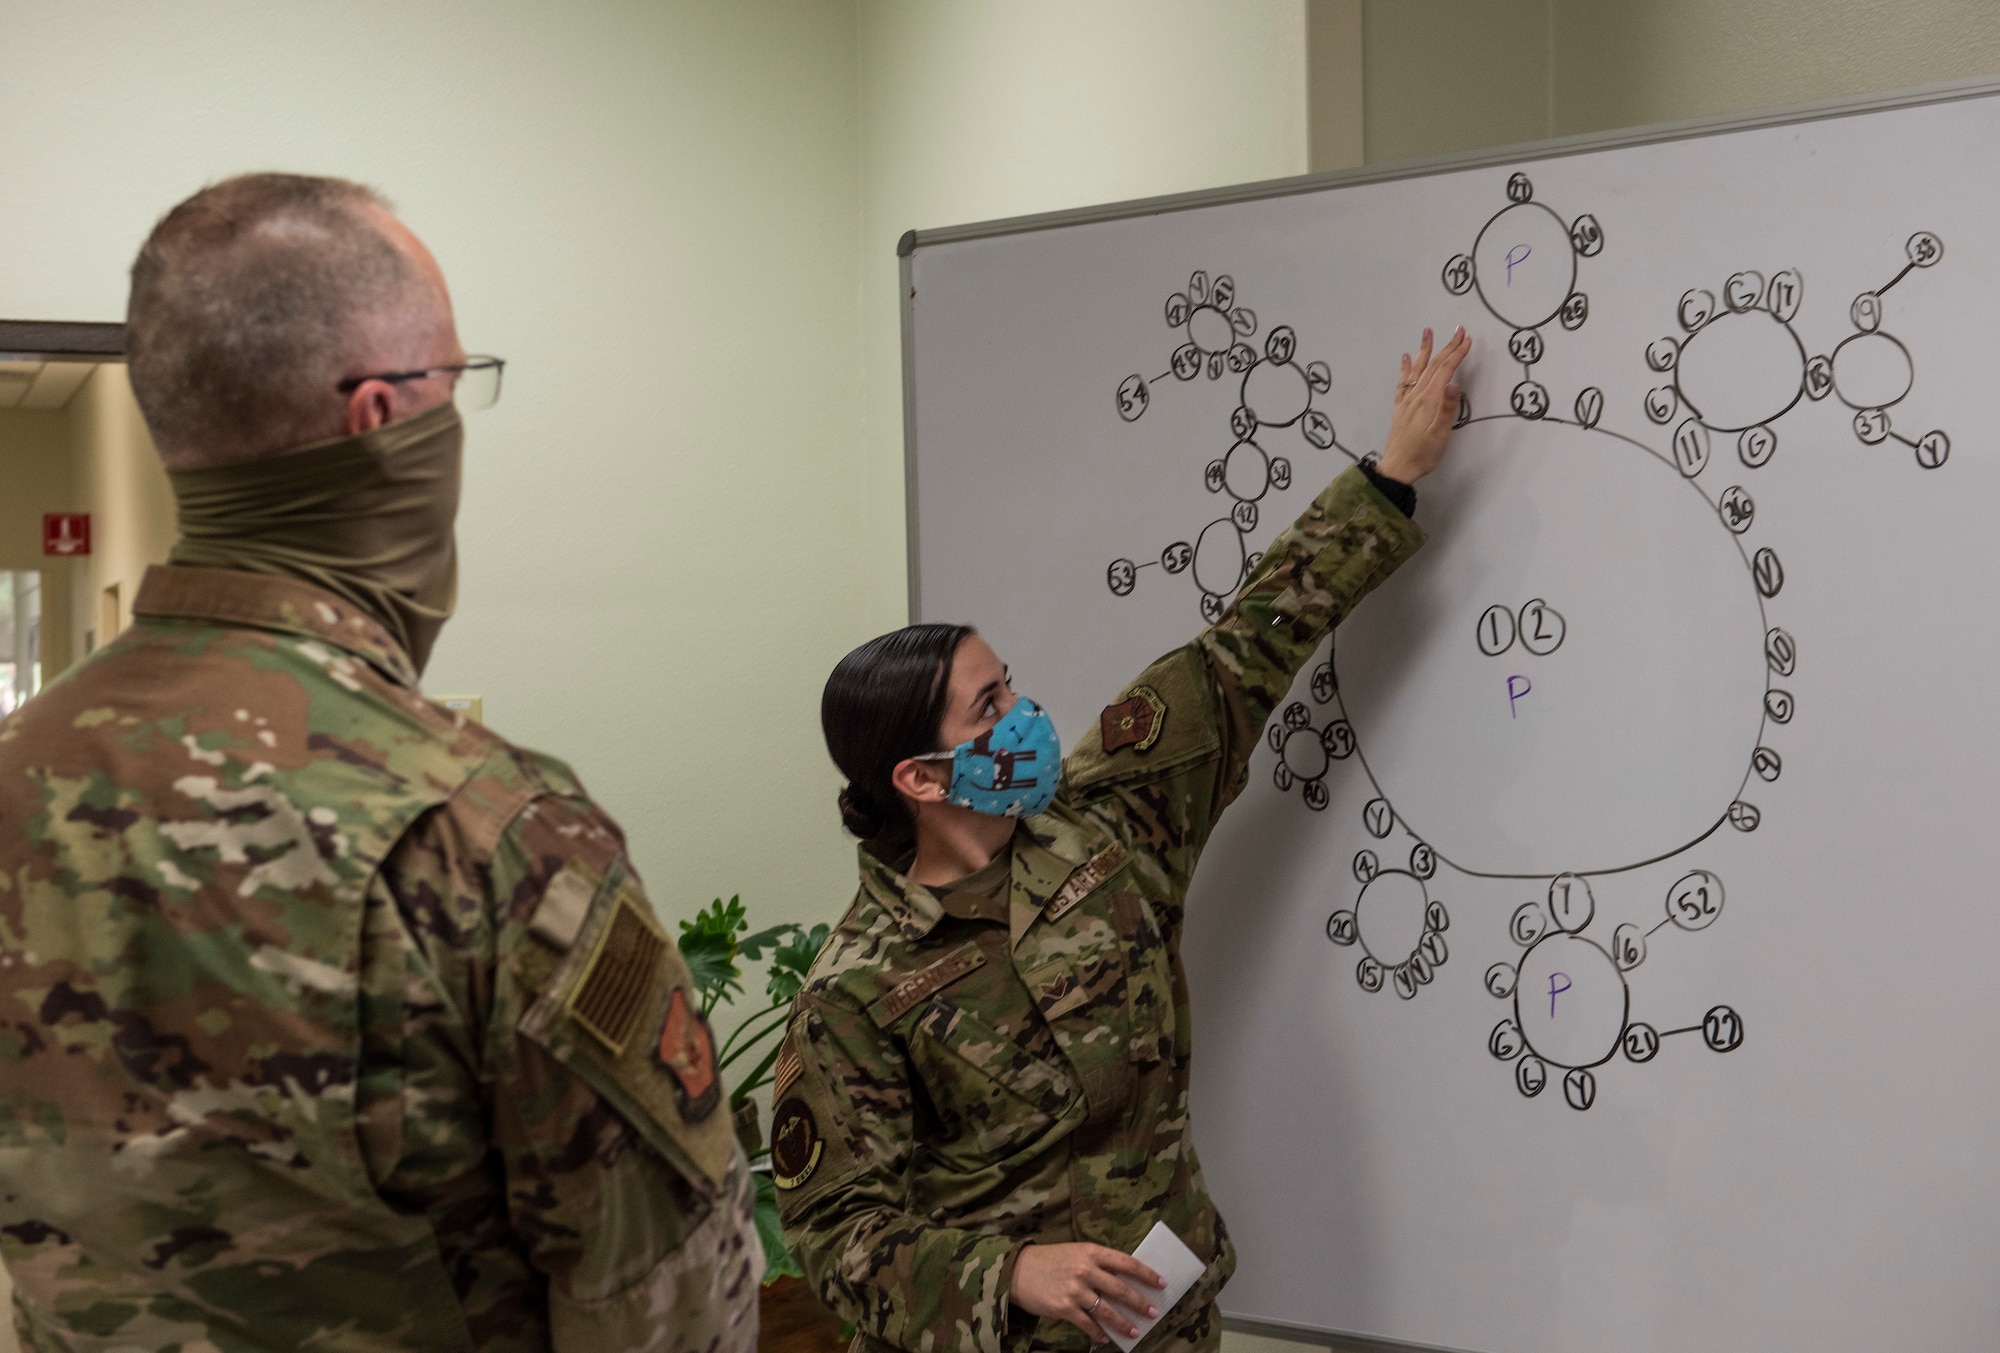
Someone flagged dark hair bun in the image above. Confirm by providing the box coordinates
[838,785,885,840]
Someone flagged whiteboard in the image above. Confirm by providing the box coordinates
[904,80,2000,1353]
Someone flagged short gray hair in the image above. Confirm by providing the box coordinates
[127,172,424,466]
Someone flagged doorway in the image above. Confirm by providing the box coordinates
[0,572,40,716]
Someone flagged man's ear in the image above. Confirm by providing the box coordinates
[344,380,396,435]
[889,757,947,805]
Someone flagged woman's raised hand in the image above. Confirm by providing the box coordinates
[1009,1241,1166,1344]
[1375,325,1472,485]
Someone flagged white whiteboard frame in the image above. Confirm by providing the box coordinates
[896,71,2000,1353]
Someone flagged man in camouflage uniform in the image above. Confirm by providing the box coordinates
[0,174,758,1350]
[774,322,1467,1351]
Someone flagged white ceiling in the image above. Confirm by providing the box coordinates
[0,359,95,411]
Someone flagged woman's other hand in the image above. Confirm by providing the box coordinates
[1009,1241,1166,1344]
[1376,325,1472,485]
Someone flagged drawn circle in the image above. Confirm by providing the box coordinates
[1477,604,1517,656]
[1485,961,1518,998]
[1160,542,1192,574]
[1471,202,1578,329]
[1310,662,1337,704]
[1853,408,1890,444]
[1219,441,1273,502]
[1518,599,1565,655]
[1333,416,1771,876]
[1279,726,1330,783]
[1547,873,1594,934]
[1673,308,1807,432]
[1724,271,1765,311]
[1357,956,1384,992]
[1563,1068,1597,1111]
[1513,933,1628,1070]
[1489,1019,1524,1060]
[1510,902,1547,947]
[1718,486,1755,535]
[1703,1004,1745,1052]
[1241,361,1311,428]
[1192,519,1246,597]
[1907,231,1944,267]
[1107,559,1136,596]
[1666,870,1724,931]
[1326,910,1358,946]
[1738,426,1777,469]
[1831,331,1914,410]
[1851,292,1883,332]
[1187,305,1236,354]
[1199,593,1225,623]
[1611,923,1646,971]
[1623,1022,1660,1062]
[1116,375,1149,421]
[1364,798,1395,837]
[1516,1056,1547,1097]
[1916,431,1950,469]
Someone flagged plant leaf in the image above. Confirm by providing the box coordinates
[754,1173,805,1283]
[766,923,831,1004]
[676,896,748,1008]
[737,922,797,963]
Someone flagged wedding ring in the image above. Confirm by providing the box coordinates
[1089,1296,1104,1315]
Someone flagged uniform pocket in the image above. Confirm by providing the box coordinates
[909,996,1077,1165]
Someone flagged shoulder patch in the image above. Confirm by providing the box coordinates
[567,893,666,1053]
[1100,685,1167,754]
[655,987,720,1123]
[771,1042,804,1100]
[1064,646,1221,794]
[1045,843,1125,924]
[770,1096,824,1191]
[529,865,595,951]
[875,943,985,1025]
[516,866,737,1190]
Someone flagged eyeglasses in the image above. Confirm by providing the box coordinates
[336,354,506,411]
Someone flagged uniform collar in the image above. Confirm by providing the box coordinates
[855,811,1098,946]
[131,564,420,689]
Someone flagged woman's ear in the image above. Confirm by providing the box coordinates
[890,757,948,806]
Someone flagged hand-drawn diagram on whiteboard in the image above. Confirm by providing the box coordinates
[1440,173,1604,422]
[1090,171,1958,1105]
[1642,232,1950,468]
[1107,272,1349,621]
[1482,871,1744,1110]
[1298,170,1825,1094]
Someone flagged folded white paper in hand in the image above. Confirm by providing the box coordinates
[1107,1222,1206,1353]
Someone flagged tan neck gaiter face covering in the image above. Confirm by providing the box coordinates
[168,400,463,675]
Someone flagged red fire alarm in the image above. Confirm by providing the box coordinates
[43,513,90,557]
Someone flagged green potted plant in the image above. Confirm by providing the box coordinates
[673,896,828,1284]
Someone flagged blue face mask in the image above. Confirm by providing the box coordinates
[916,697,1063,818]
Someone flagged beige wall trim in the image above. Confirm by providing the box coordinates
[0,321,123,359]
[1224,1312,1474,1353]
[899,248,924,624]
[1306,0,1364,173]
[898,70,2000,253]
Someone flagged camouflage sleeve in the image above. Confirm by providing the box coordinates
[773,994,1023,1353]
[1067,465,1422,870]
[361,785,760,1353]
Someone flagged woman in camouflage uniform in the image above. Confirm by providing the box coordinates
[774,329,1472,1352]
